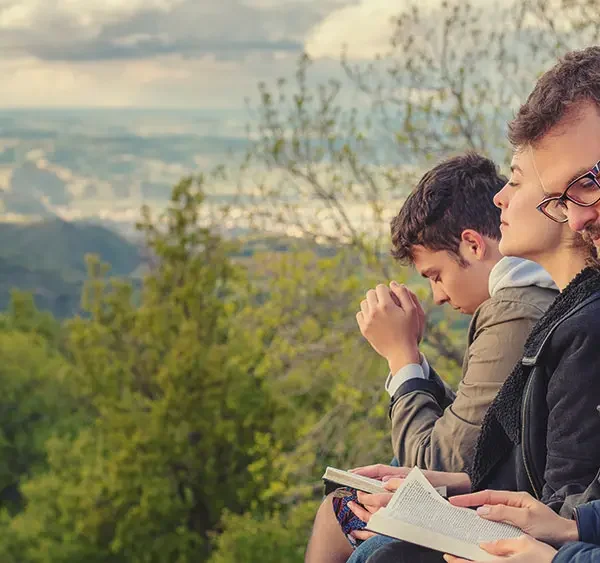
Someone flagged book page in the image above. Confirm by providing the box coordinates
[366,467,522,560]
[385,469,521,544]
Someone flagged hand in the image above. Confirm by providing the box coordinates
[443,535,557,563]
[350,464,411,481]
[384,470,472,497]
[347,491,393,541]
[449,490,579,547]
[356,282,421,372]
[350,464,471,496]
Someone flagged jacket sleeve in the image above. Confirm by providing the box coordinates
[554,543,600,563]
[575,500,600,546]
[542,314,600,515]
[558,473,600,520]
[390,299,544,472]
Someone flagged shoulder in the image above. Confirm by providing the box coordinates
[552,294,600,339]
[538,298,600,374]
[473,286,557,329]
[490,285,558,313]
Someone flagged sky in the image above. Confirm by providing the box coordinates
[0,0,403,109]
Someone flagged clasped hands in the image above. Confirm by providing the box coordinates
[356,282,425,374]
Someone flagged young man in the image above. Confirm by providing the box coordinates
[358,46,600,563]
[304,154,558,563]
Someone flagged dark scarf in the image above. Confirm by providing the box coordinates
[468,266,600,490]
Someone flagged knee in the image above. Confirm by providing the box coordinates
[314,492,336,525]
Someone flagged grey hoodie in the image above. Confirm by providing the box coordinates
[488,256,557,297]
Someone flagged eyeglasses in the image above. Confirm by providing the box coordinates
[537,160,600,223]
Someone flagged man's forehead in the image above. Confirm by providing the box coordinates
[533,103,600,177]
[412,245,448,272]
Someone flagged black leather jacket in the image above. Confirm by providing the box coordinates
[483,293,600,516]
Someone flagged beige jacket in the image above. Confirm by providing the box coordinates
[391,283,557,473]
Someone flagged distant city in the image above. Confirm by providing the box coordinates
[0,108,252,236]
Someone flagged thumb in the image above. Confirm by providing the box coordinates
[476,504,526,530]
[383,477,403,491]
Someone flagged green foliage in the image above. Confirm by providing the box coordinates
[0,293,80,515]
[0,178,281,562]
[208,501,320,563]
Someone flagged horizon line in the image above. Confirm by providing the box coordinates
[0,106,246,112]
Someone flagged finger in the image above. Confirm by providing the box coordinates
[351,530,376,541]
[347,501,372,523]
[356,492,392,510]
[389,282,415,312]
[360,299,369,316]
[350,464,402,478]
[479,537,529,557]
[450,490,531,509]
[383,477,404,491]
[366,289,378,309]
[356,311,364,329]
[375,284,394,306]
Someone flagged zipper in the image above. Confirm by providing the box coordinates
[521,374,541,500]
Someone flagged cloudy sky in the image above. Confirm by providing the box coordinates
[0,0,402,108]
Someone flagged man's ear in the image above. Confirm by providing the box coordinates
[460,229,486,260]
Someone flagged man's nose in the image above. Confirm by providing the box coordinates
[566,202,600,233]
[432,285,449,306]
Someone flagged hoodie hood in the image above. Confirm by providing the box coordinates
[488,256,557,297]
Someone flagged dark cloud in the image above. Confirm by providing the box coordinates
[0,0,354,62]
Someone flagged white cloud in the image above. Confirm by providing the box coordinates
[0,0,333,62]
[0,0,360,108]
[0,52,324,107]
[304,0,513,60]
[305,0,399,59]
[0,0,183,31]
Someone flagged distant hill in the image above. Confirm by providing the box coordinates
[0,219,142,280]
[0,219,143,317]
[0,256,83,318]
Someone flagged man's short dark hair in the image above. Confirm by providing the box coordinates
[390,153,505,264]
[508,46,600,147]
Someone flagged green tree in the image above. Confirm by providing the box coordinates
[0,293,81,516]
[5,178,280,562]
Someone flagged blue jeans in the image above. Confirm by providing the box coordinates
[347,536,396,563]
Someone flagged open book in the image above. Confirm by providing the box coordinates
[365,467,522,561]
[322,466,446,497]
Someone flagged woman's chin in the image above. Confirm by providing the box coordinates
[498,240,515,257]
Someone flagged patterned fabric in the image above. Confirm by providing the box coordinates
[331,487,367,549]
